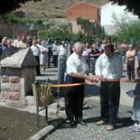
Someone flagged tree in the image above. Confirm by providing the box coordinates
[112,13,140,45]
[0,0,41,14]
[109,0,140,17]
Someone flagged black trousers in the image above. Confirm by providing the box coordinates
[65,75,85,121]
[35,56,40,75]
[53,55,58,67]
[48,54,52,68]
[100,81,120,125]
[84,56,90,68]
[127,60,135,80]
[138,60,140,67]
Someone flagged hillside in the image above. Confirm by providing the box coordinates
[19,0,108,20]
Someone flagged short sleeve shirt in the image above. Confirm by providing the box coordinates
[66,52,89,75]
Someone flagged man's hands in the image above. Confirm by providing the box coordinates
[87,73,99,83]
[86,74,108,83]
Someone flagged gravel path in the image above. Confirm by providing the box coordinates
[46,100,140,140]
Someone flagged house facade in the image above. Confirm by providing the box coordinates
[65,2,100,23]
[65,2,100,34]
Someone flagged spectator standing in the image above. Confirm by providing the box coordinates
[58,40,67,84]
[7,39,14,48]
[52,40,60,67]
[0,37,8,56]
[90,43,101,75]
[114,43,119,55]
[26,35,32,47]
[137,46,140,67]
[82,42,91,67]
[100,39,107,52]
[121,41,128,63]
[13,35,21,47]
[16,36,27,48]
[30,39,41,76]
[46,38,53,68]
[37,40,48,71]
[126,44,136,81]
[129,66,140,131]
[67,43,74,57]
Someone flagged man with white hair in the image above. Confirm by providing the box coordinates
[65,41,95,128]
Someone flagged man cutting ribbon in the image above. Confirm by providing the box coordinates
[64,41,97,128]
[95,43,123,131]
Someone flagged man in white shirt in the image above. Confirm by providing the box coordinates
[95,44,123,131]
[82,42,91,67]
[13,36,21,47]
[30,39,41,76]
[65,42,96,128]
[58,40,67,85]
[52,40,60,67]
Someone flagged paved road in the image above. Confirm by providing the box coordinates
[35,63,140,140]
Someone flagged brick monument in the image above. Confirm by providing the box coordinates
[0,47,37,108]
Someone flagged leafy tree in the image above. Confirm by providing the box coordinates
[21,17,35,24]
[37,29,94,43]
[0,13,21,23]
[112,13,140,46]
[0,0,41,14]
[110,0,140,17]
[35,20,43,25]
[77,17,94,26]
[0,12,36,24]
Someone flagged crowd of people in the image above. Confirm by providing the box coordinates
[0,35,140,131]
[0,36,140,79]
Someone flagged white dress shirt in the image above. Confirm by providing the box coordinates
[82,48,91,56]
[95,53,123,79]
[59,45,67,56]
[66,52,89,75]
[30,45,40,56]
[52,44,59,55]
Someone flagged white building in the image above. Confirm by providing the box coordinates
[101,2,138,35]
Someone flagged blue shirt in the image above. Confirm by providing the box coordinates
[0,44,7,56]
[137,51,140,60]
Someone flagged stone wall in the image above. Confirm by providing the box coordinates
[0,75,21,101]
[21,67,35,96]
[0,67,36,108]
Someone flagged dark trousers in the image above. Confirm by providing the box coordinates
[100,81,120,125]
[138,60,140,67]
[90,57,97,74]
[127,60,135,80]
[53,55,58,67]
[84,56,90,67]
[121,49,126,63]
[35,56,40,75]
[65,75,85,121]
[48,54,52,68]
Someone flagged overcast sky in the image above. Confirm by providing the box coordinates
[101,2,138,26]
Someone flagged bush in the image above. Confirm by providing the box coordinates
[37,29,94,43]
[77,17,94,26]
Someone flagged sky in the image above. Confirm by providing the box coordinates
[101,2,138,26]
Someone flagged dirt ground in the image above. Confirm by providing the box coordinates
[0,106,47,140]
